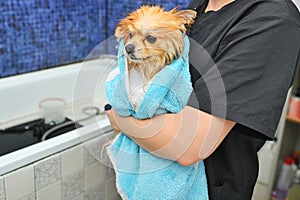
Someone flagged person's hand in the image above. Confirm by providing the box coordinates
[105,108,121,133]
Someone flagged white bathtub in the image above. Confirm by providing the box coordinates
[0,57,117,175]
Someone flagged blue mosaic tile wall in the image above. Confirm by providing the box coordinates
[0,0,190,78]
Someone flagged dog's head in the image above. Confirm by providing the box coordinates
[115,6,196,73]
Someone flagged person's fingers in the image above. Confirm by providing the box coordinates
[105,109,121,133]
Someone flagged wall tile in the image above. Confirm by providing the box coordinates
[72,194,84,200]
[83,133,115,169]
[0,0,103,78]
[1,142,121,200]
[108,194,122,200]
[19,192,35,200]
[61,145,84,178]
[4,165,35,200]
[62,171,84,200]
[84,162,105,191]
[0,176,6,200]
[84,183,104,200]
[1,0,190,78]
[36,181,62,200]
[105,177,119,200]
[83,147,98,168]
[105,167,115,180]
[34,154,61,191]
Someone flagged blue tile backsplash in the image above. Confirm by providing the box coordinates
[0,0,190,78]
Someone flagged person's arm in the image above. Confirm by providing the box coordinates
[106,106,235,166]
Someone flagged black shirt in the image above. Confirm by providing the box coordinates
[187,0,300,139]
[186,0,300,199]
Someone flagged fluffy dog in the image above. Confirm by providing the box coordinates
[114,6,196,110]
[115,5,197,81]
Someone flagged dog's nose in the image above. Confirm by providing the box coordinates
[125,44,135,54]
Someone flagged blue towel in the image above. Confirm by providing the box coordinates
[105,35,208,200]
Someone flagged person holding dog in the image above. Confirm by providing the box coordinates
[106,0,300,199]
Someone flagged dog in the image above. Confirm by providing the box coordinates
[114,5,196,109]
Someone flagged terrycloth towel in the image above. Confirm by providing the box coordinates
[105,35,208,200]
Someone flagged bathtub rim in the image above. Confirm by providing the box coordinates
[0,118,112,175]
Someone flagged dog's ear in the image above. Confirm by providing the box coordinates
[115,21,128,39]
[174,9,197,25]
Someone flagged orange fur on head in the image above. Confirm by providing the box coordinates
[115,6,196,80]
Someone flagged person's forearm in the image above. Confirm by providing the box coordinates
[111,106,235,166]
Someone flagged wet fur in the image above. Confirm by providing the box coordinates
[115,6,197,80]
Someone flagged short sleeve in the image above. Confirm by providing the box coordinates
[190,12,300,139]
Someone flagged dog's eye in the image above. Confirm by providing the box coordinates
[146,35,157,43]
[129,33,133,39]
